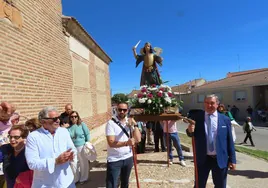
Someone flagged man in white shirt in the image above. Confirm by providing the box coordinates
[106,102,141,188]
[25,106,77,188]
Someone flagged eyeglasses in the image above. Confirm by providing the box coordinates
[118,108,128,112]
[8,135,22,140]
[70,116,78,118]
[42,116,60,122]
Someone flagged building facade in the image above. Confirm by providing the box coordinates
[178,69,268,120]
[0,0,112,130]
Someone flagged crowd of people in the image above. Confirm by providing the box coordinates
[0,95,262,188]
[0,102,90,187]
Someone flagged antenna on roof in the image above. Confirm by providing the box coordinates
[237,54,240,71]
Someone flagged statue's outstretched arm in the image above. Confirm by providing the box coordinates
[132,47,138,60]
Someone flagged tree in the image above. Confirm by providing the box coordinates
[111,93,128,104]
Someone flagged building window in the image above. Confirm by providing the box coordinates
[234,91,246,101]
[197,94,205,103]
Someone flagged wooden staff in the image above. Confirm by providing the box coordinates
[129,127,140,188]
[165,120,170,167]
[181,117,199,188]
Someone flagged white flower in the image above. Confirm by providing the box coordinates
[160,104,163,107]
[147,99,152,104]
[148,87,157,91]
[140,85,148,89]
[143,92,147,95]
[138,98,146,103]
[159,90,163,93]
[164,97,172,104]
[164,92,169,97]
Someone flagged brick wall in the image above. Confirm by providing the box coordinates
[0,0,73,119]
[70,50,111,129]
[87,51,112,129]
[0,1,112,129]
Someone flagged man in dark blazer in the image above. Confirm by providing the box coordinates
[187,94,236,188]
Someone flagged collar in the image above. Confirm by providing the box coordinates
[40,126,58,135]
[205,111,218,117]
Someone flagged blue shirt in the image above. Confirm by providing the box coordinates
[205,111,218,155]
[25,127,77,188]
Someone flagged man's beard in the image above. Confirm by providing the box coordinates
[118,113,126,120]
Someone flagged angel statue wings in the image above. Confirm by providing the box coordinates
[132,41,163,86]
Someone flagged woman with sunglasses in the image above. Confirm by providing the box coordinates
[0,125,33,188]
[67,111,90,185]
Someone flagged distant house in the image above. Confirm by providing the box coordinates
[128,90,140,98]
[171,78,207,95]
[179,68,268,120]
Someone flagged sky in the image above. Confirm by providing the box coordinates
[62,0,268,95]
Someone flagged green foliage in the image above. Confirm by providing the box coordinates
[235,146,268,161]
[111,93,128,104]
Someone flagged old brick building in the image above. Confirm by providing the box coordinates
[0,0,112,131]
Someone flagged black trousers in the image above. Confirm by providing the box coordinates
[244,132,254,146]
[195,156,228,188]
[153,129,165,151]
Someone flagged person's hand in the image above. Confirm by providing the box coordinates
[126,138,135,146]
[68,151,75,162]
[0,102,16,122]
[55,149,74,165]
[187,123,195,133]
[132,46,136,51]
[228,163,236,170]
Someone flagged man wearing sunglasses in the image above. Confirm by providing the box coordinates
[25,106,77,188]
[106,102,141,188]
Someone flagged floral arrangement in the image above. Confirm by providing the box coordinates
[128,84,182,115]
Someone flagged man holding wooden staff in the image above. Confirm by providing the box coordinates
[186,94,236,188]
[106,102,141,188]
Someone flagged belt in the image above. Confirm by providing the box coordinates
[207,155,217,159]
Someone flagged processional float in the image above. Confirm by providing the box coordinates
[128,41,199,188]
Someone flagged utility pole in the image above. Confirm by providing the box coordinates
[176,84,181,101]
[237,54,240,71]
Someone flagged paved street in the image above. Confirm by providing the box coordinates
[176,120,268,151]
[79,136,268,188]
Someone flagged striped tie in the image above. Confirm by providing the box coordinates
[207,114,214,152]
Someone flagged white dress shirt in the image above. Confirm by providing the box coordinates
[25,127,77,188]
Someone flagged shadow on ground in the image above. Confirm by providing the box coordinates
[228,170,268,179]
[77,170,106,188]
